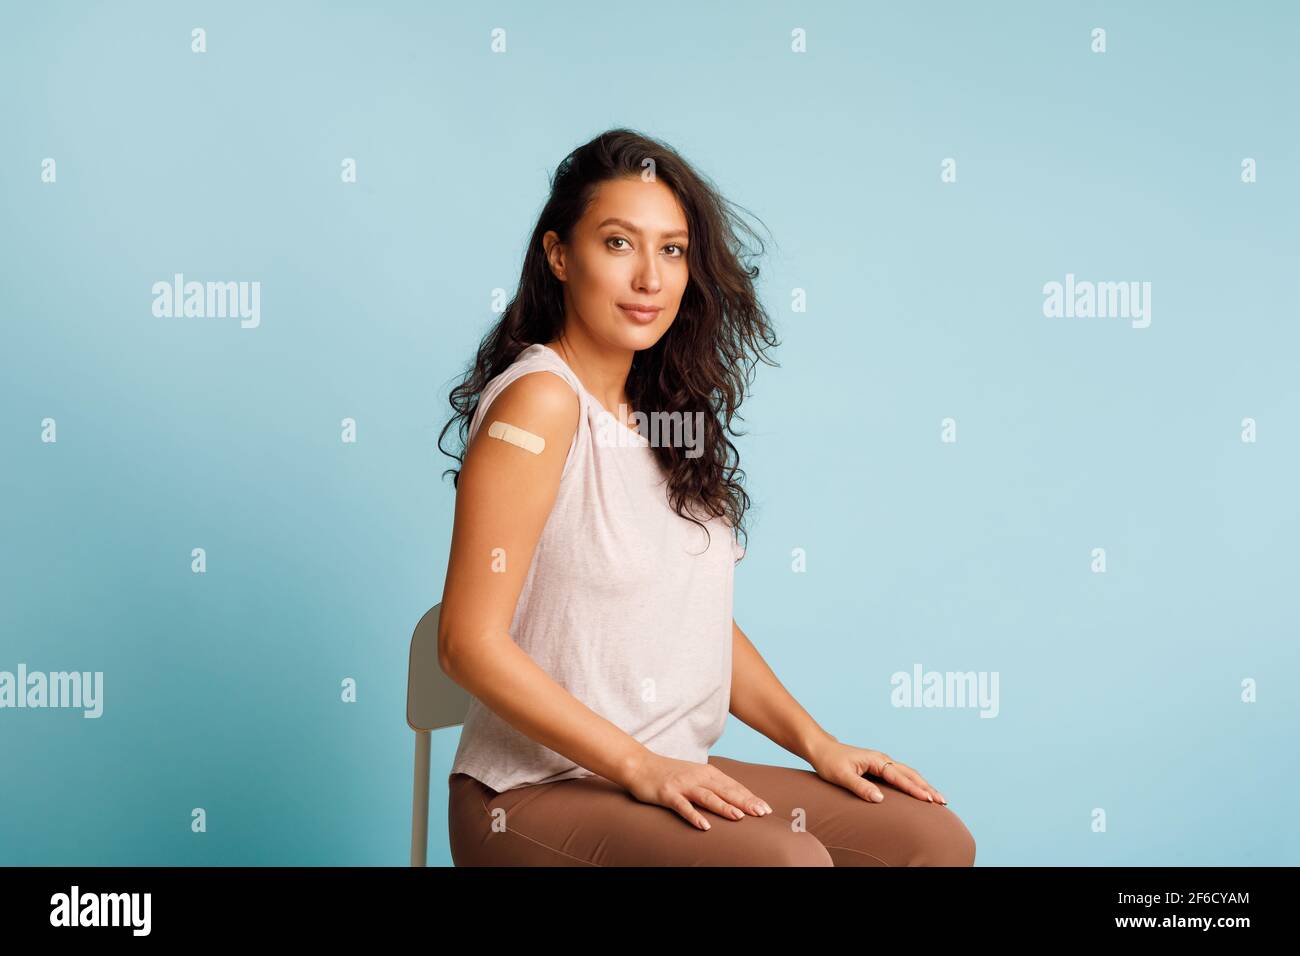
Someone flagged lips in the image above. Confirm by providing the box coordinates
[619,304,661,324]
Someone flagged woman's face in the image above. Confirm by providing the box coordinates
[545,175,690,353]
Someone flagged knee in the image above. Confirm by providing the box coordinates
[916,809,976,867]
[833,804,977,867]
[776,832,835,867]
[743,827,834,867]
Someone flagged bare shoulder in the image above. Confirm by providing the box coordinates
[472,369,580,457]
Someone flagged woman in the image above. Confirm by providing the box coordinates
[436,128,976,866]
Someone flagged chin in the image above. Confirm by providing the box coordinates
[606,324,667,351]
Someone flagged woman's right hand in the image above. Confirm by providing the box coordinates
[622,752,773,829]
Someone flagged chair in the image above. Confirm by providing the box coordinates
[406,602,472,867]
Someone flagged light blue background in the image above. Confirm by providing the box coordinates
[2,0,1296,865]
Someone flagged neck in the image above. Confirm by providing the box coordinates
[544,326,634,415]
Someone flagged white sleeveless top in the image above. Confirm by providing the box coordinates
[448,343,744,793]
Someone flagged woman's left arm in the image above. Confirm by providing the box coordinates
[728,619,948,805]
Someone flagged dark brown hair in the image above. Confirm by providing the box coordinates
[437,128,779,559]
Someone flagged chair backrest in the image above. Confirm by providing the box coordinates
[406,602,473,732]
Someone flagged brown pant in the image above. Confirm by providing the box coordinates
[448,754,976,866]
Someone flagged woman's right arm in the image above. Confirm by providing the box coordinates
[438,371,645,784]
[438,371,770,828]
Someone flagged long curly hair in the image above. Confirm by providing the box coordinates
[437,128,780,559]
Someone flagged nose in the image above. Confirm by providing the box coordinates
[633,250,662,294]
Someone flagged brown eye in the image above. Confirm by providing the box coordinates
[607,236,630,250]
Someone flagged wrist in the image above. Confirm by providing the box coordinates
[801,730,839,765]
[614,741,653,787]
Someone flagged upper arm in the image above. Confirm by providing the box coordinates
[438,371,580,670]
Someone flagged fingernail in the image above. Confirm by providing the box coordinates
[760,803,773,815]
[872,791,884,802]
[701,820,710,830]
[926,792,934,802]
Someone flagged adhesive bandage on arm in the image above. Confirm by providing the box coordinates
[487,420,545,455]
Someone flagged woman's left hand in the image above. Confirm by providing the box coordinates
[808,740,947,805]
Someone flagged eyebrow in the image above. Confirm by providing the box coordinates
[597,217,689,240]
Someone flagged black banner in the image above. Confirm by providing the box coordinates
[0,865,1279,940]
